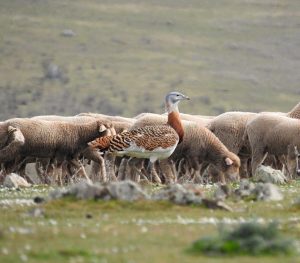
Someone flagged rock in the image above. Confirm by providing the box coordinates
[49,181,148,201]
[234,179,256,198]
[67,181,105,200]
[106,181,149,201]
[235,179,283,201]
[254,165,287,184]
[252,182,283,201]
[152,184,202,205]
[3,173,31,188]
[61,29,76,37]
[33,196,45,204]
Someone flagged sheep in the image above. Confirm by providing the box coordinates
[31,115,117,183]
[245,113,300,178]
[206,101,300,178]
[130,113,240,184]
[0,118,108,184]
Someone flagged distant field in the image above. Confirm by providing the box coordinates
[0,182,300,262]
[0,0,300,119]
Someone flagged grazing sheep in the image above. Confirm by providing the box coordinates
[0,118,108,184]
[245,113,300,178]
[169,122,241,184]
[206,101,300,178]
[31,115,116,183]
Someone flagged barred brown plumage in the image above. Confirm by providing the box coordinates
[88,92,190,162]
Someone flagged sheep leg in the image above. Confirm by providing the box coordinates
[251,146,267,177]
[158,159,176,184]
[84,150,107,182]
[36,158,52,185]
[193,169,204,184]
[53,161,63,186]
[239,157,249,179]
[117,158,128,181]
[127,158,146,182]
[69,159,92,184]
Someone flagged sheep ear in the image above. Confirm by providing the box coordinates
[8,126,17,134]
[225,157,233,166]
[99,124,107,132]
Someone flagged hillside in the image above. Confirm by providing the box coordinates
[0,0,299,120]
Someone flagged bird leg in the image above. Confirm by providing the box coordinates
[117,157,128,181]
[147,161,161,184]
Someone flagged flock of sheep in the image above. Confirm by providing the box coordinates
[0,101,300,186]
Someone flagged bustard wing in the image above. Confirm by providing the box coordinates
[109,125,179,152]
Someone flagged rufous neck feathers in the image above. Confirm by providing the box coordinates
[167,107,184,143]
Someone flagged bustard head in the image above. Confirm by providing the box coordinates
[165,91,190,113]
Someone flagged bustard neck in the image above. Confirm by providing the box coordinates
[167,108,184,143]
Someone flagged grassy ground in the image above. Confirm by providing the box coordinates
[0,0,300,120]
[0,182,300,262]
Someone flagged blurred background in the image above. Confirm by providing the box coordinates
[0,0,299,120]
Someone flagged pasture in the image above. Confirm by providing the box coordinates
[0,181,300,263]
[1,0,300,262]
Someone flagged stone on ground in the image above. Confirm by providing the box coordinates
[3,173,31,188]
[254,165,287,184]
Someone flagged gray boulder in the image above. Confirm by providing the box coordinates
[49,180,148,201]
[106,181,149,201]
[235,179,283,201]
[253,182,283,201]
[254,165,287,184]
[3,173,31,188]
[235,179,256,198]
[152,184,202,205]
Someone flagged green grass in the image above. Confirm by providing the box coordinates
[1,181,300,262]
[0,0,300,120]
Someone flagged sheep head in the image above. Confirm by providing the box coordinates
[223,153,241,182]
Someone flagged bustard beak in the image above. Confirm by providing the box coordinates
[182,95,190,100]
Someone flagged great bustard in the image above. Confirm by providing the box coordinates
[89,91,190,180]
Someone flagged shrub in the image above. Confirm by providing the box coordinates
[188,222,296,256]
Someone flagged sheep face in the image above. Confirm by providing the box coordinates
[223,155,241,182]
